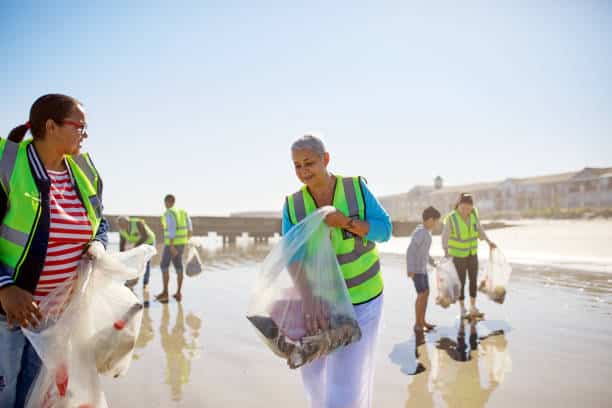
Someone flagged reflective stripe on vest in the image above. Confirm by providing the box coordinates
[0,139,103,280]
[161,207,189,245]
[72,155,98,194]
[445,209,480,258]
[286,176,383,304]
[0,225,29,247]
[0,140,18,193]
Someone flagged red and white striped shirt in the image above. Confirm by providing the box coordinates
[34,169,92,302]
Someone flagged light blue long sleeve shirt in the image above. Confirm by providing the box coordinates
[281,178,392,242]
[406,224,435,274]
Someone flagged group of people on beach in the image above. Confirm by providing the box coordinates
[1,93,496,408]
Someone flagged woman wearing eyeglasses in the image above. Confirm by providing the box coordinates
[0,94,109,407]
[442,193,496,319]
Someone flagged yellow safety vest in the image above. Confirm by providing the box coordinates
[161,207,189,245]
[119,217,155,245]
[286,176,383,304]
[444,209,480,258]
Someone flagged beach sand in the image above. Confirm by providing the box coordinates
[101,220,612,407]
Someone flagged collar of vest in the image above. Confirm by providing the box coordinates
[24,141,50,183]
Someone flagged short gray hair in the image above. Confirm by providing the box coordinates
[291,134,326,158]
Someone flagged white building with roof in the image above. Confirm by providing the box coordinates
[379,166,612,221]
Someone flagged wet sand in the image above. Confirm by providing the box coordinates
[101,222,612,407]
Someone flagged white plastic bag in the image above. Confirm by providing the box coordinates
[435,258,461,308]
[23,245,156,408]
[247,206,361,369]
[185,239,203,277]
[479,248,512,304]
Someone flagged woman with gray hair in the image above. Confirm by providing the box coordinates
[281,135,392,408]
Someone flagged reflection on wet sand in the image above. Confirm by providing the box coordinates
[197,244,270,270]
[125,241,265,403]
[130,286,203,403]
[101,240,612,406]
[391,321,512,408]
[160,302,202,400]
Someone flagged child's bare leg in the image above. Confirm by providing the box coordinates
[416,293,427,327]
[422,290,435,330]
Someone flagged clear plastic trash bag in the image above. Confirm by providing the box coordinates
[247,206,361,369]
[479,248,512,304]
[23,244,156,408]
[185,239,203,277]
[434,258,461,308]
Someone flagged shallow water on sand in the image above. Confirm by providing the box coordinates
[102,235,612,407]
[380,219,612,274]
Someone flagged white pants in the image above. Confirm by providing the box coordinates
[301,294,383,408]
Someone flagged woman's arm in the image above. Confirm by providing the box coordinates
[93,217,110,248]
[91,171,109,248]
[281,201,293,236]
[476,219,496,248]
[0,186,42,327]
[0,188,13,289]
[359,178,392,242]
[324,178,392,241]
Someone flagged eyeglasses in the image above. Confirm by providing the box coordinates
[61,120,88,136]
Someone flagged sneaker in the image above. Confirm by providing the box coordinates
[459,305,467,319]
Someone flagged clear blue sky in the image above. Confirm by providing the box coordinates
[2,1,611,215]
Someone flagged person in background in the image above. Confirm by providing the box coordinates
[117,216,156,289]
[407,206,441,332]
[0,94,108,407]
[156,194,192,303]
[442,193,496,318]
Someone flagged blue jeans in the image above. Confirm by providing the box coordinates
[0,314,42,408]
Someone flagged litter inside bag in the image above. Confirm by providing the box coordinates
[247,206,361,369]
[435,258,461,308]
[23,245,156,408]
[93,303,143,377]
[479,248,512,304]
[185,239,203,277]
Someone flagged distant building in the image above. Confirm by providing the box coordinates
[379,166,612,221]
